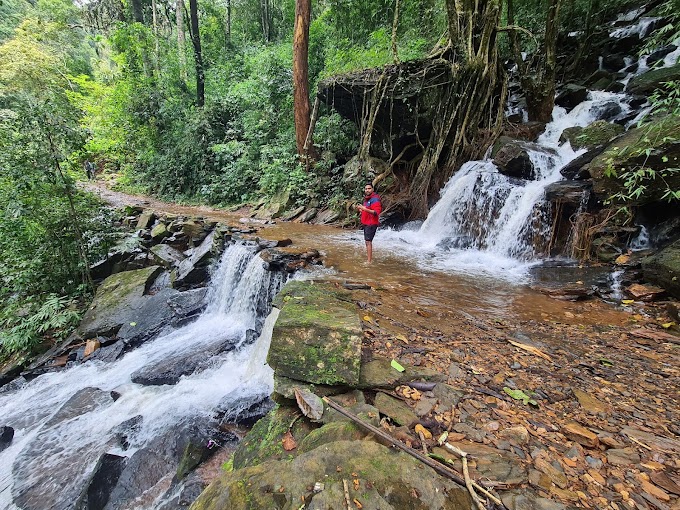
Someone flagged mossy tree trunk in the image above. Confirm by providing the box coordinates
[508,0,562,122]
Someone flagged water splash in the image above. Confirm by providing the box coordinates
[0,244,285,510]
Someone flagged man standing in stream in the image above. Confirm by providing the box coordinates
[356,183,382,264]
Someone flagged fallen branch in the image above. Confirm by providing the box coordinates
[343,479,351,509]
[442,442,498,510]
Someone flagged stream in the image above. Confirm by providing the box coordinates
[2,13,676,507]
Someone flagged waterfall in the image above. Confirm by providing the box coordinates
[376,92,631,280]
[0,243,285,510]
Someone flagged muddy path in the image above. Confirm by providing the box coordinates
[84,180,680,508]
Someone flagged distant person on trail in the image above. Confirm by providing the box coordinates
[85,161,96,180]
[356,183,381,264]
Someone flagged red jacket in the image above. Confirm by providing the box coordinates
[361,192,381,226]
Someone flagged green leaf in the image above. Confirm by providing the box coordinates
[503,387,537,406]
[391,359,405,372]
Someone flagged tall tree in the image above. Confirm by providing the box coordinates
[292,0,312,158]
[508,0,562,121]
[176,0,187,81]
[188,0,205,106]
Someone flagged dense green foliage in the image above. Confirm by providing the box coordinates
[1,0,677,358]
[0,0,116,356]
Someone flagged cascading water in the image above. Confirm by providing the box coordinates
[0,243,286,510]
[376,92,631,280]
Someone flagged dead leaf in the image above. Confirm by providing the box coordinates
[294,388,324,421]
[353,479,359,490]
[415,424,432,439]
[416,308,432,318]
[396,334,409,343]
[282,430,297,451]
[353,498,363,509]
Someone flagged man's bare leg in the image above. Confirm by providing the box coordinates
[365,241,373,263]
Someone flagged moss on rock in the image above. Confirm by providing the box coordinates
[268,281,363,386]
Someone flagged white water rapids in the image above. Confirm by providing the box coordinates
[0,244,285,510]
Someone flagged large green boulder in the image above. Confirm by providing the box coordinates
[642,238,680,298]
[586,115,680,204]
[560,120,624,150]
[191,440,473,510]
[626,63,680,96]
[77,266,163,338]
[267,281,363,386]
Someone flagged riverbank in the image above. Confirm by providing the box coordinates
[84,182,680,509]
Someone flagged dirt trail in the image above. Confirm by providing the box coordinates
[86,180,680,509]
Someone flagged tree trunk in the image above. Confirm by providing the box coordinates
[226,0,231,44]
[293,0,314,160]
[131,0,144,23]
[177,0,187,82]
[261,0,271,42]
[188,0,205,106]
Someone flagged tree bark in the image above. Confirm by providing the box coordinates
[226,0,231,44]
[131,0,144,23]
[293,0,314,160]
[188,0,205,106]
[176,0,187,82]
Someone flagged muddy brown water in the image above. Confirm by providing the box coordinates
[84,182,630,332]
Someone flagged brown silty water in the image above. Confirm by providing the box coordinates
[84,182,630,336]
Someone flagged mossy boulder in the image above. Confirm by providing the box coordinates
[642,238,680,298]
[77,266,163,338]
[560,120,624,150]
[297,421,369,454]
[268,281,362,386]
[358,358,446,389]
[586,115,680,204]
[190,440,473,510]
[626,63,680,96]
[232,406,315,470]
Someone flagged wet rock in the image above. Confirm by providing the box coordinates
[573,388,609,414]
[436,442,527,485]
[115,288,181,347]
[642,238,680,298]
[358,358,447,389]
[216,394,275,426]
[75,453,127,510]
[560,120,623,150]
[374,392,418,426]
[555,84,588,111]
[105,422,220,510]
[606,447,641,465]
[563,421,599,448]
[625,282,666,301]
[78,266,164,339]
[295,208,318,223]
[86,342,125,363]
[268,281,362,386]
[314,209,341,224]
[559,145,606,179]
[452,423,486,442]
[499,425,530,445]
[501,489,569,510]
[647,45,678,66]
[256,237,292,249]
[627,63,680,95]
[0,425,14,452]
[491,137,541,180]
[544,181,592,206]
[130,335,240,386]
[196,440,473,510]
[433,383,465,408]
[174,231,217,288]
[136,210,156,230]
[150,244,186,268]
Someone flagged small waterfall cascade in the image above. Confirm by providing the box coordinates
[415,92,630,260]
[0,243,286,510]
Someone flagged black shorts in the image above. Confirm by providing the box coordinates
[363,225,378,241]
